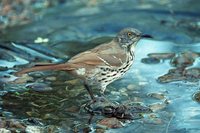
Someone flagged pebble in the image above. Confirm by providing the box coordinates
[139,81,148,86]
[170,51,198,68]
[97,118,123,128]
[26,83,53,92]
[192,91,200,103]
[149,102,166,111]
[147,53,175,60]
[0,128,11,133]
[141,57,160,64]
[111,91,120,95]
[119,87,127,93]
[13,74,33,84]
[25,126,44,133]
[43,113,59,120]
[0,67,8,71]
[127,84,136,90]
[147,93,165,100]
[45,76,56,81]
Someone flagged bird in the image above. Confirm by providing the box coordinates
[16,28,151,101]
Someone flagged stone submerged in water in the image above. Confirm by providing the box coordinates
[147,53,175,60]
[141,57,160,64]
[192,91,200,103]
[97,117,123,129]
[157,68,200,83]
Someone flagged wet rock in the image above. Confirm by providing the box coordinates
[22,118,44,126]
[192,91,200,103]
[147,53,175,60]
[13,74,33,84]
[157,68,185,83]
[158,67,200,83]
[149,102,167,112]
[147,92,165,100]
[184,68,200,82]
[45,76,56,81]
[96,128,106,133]
[65,79,80,85]
[29,73,44,78]
[1,111,13,118]
[141,57,160,64]
[170,51,198,68]
[65,105,80,113]
[97,118,123,128]
[0,128,11,133]
[43,113,59,120]
[26,83,53,92]
[44,125,63,133]
[25,126,44,133]
[127,84,136,90]
[0,118,26,131]
[0,67,8,71]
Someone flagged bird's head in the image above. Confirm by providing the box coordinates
[116,28,152,49]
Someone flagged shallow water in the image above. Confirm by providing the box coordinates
[0,0,200,132]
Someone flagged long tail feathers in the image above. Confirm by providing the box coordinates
[15,63,73,76]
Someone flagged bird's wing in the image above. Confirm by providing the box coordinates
[68,41,127,67]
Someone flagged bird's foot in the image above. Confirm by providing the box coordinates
[84,96,114,114]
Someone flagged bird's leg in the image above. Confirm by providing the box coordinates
[84,84,95,101]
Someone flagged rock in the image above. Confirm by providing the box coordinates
[170,51,198,68]
[149,102,167,111]
[157,68,185,83]
[193,91,200,103]
[147,93,165,100]
[184,68,200,82]
[127,84,136,90]
[13,74,33,84]
[0,67,8,71]
[141,57,160,64]
[45,76,56,81]
[65,79,80,85]
[147,53,175,60]
[43,114,59,120]
[97,118,123,128]
[25,126,44,133]
[158,67,200,83]
[96,128,106,133]
[26,83,53,92]
[0,128,11,133]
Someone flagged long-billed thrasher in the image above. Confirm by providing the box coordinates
[16,28,151,101]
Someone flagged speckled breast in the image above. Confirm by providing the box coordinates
[95,53,135,86]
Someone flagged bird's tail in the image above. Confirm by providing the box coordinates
[15,63,74,76]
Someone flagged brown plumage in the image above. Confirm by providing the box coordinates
[16,28,151,100]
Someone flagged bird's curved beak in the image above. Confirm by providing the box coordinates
[141,34,153,38]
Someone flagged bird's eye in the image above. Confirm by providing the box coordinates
[127,32,132,37]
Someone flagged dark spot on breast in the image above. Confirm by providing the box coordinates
[120,70,124,73]
[101,73,106,75]
[112,73,117,76]
[106,68,110,71]
[101,78,106,81]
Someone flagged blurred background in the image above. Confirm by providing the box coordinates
[0,0,200,133]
